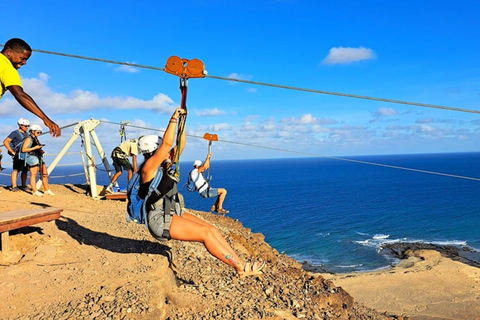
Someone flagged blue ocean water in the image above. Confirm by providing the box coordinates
[2,152,479,273]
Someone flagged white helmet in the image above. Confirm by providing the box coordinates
[138,135,162,154]
[17,118,30,126]
[30,124,43,132]
[193,160,202,167]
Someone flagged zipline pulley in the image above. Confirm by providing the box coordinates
[164,55,207,79]
[164,56,207,178]
[203,132,218,181]
[119,121,130,143]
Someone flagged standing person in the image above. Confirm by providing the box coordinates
[190,154,229,214]
[106,138,139,193]
[1,38,61,137]
[137,108,264,276]
[2,118,30,191]
[21,124,55,196]
[0,148,4,171]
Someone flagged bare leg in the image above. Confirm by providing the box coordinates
[181,212,238,258]
[110,171,122,185]
[169,214,245,272]
[11,169,18,188]
[21,169,28,187]
[217,188,227,210]
[41,164,51,191]
[29,166,39,192]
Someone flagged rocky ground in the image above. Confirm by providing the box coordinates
[0,183,431,319]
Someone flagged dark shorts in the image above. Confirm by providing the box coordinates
[112,157,132,173]
[13,154,26,171]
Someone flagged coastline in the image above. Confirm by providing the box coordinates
[1,183,479,319]
[319,247,480,320]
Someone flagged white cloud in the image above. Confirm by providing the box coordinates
[261,122,276,131]
[0,73,177,115]
[194,108,227,117]
[227,73,253,85]
[242,121,256,131]
[299,113,317,124]
[416,118,434,124]
[209,123,230,131]
[322,46,376,65]
[374,107,398,117]
[115,64,139,73]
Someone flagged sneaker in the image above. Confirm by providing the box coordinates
[44,190,55,196]
[10,187,20,192]
[106,185,113,193]
[33,191,43,197]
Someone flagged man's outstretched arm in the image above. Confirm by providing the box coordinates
[9,85,61,137]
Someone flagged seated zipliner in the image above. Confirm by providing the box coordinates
[189,154,229,214]
[132,108,264,276]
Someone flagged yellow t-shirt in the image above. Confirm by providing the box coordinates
[0,52,23,101]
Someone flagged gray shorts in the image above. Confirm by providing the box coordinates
[200,187,218,199]
[147,198,184,240]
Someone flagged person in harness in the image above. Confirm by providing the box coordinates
[2,117,30,191]
[106,138,139,193]
[190,154,229,214]
[21,124,55,196]
[0,148,4,171]
[138,108,264,276]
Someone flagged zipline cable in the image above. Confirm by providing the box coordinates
[1,45,479,115]
[205,75,480,115]
[99,120,480,182]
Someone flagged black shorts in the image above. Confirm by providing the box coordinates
[112,157,132,173]
[13,154,26,171]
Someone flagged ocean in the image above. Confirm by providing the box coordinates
[2,152,479,273]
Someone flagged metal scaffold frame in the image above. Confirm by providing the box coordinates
[39,119,114,199]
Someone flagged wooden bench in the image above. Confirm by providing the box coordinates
[0,208,63,252]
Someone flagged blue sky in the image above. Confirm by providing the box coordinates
[1,0,479,162]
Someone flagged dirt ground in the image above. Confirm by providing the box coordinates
[1,184,478,319]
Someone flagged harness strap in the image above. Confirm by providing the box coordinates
[143,168,164,230]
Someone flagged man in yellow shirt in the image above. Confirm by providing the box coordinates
[1,38,61,137]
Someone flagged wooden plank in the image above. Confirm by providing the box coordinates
[0,208,63,233]
[0,213,61,233]
[105,193,127,200]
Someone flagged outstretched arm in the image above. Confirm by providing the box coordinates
[198,153,212,173]
[142,108,187,179]
[8,85,61,137]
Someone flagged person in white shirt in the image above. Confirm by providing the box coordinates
[190,153,229,214]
